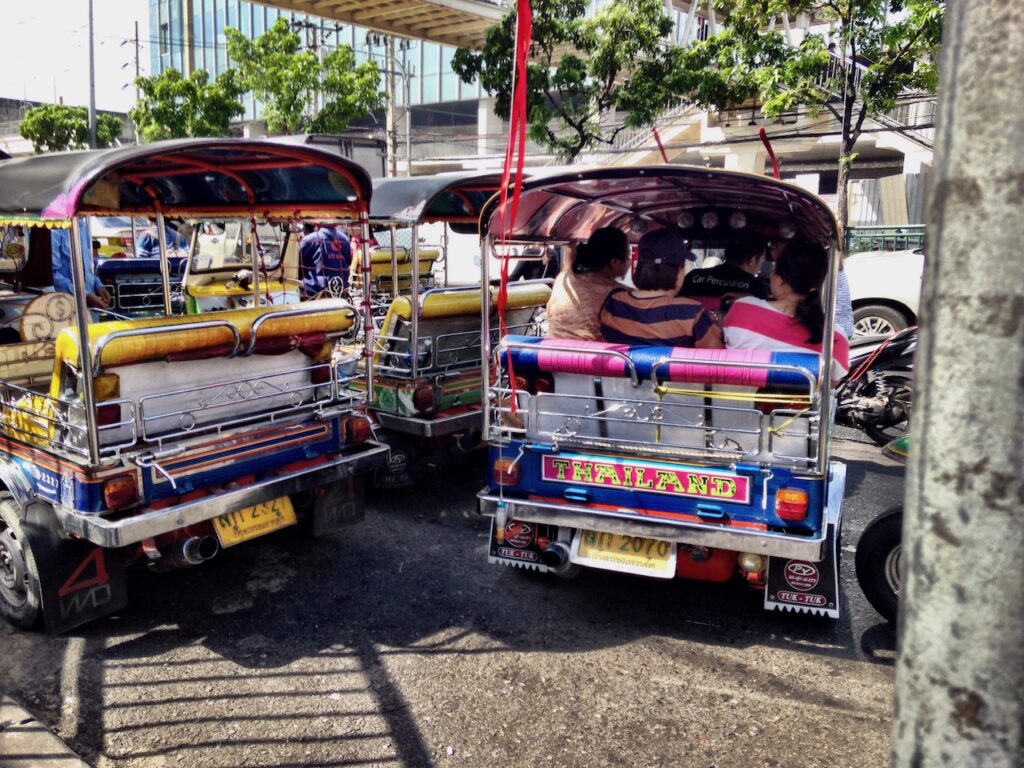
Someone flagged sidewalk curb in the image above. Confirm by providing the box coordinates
[0,695,88,768]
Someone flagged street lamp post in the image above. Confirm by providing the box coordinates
[87,0,97,148]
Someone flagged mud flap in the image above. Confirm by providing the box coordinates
[487,518,552,572]
[22,503,127,634]
[312,475,366,537]
[373,444,415,489]
[764,520,841,619]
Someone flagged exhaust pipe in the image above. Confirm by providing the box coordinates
[540,541,572,573]
[170,536,220,568]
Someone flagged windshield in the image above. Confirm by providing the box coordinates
[191,220,285,272]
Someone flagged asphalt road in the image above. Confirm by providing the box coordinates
[0,437,905,768]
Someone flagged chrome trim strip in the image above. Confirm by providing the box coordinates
[477,490,829,561]
[54,442,389,548]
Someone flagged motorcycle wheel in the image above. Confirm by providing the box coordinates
[854,506,903,623]
[863,373,913,447]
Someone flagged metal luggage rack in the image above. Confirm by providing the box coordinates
[376,319,541,379]
[487,342,825,472]
[0,360,364,463]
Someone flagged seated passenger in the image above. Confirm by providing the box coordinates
[599,227,722,349]
[680,234,769,311]
[723,237,850,382]
[546,226,630,340]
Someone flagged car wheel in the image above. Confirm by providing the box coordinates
[853,305,908,337]
[0,497,43,629]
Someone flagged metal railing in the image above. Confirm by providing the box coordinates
[846,224,926,254]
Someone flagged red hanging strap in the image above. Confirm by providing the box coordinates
[758,127,781,179]
[495,0,532,414]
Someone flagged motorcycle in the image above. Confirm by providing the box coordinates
[836,326,916,446]
[854,435,908,623]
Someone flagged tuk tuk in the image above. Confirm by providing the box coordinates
[0,139,388,632]
[478,166,845,617]
[359,172,551,485]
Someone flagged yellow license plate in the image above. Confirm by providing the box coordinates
[213,496,297,548]
[573,530,676,578]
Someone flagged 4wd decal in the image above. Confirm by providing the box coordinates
[541,455,751,504]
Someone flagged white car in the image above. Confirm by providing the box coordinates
[844,248,925,336]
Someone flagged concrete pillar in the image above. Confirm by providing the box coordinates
[902,149,932,175]
[791,173,820,195]
[892,1,1024,766]
[478,97,505,157]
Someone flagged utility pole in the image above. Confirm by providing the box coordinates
[386,35,398,177]
[87,0,97,148]
[892,0,1024,766]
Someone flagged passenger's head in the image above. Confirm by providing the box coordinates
[724,236,768,275]
[573,226,629,278]
[634,227,695,291]
[772,236,830,344]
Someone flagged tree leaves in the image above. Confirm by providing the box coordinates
[19,105,125,153]
[225,18,385,136]
[128,68,245,142]
[453,0,675,161]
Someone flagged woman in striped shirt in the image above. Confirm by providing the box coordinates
[599,227,722,349]
[723,238,850,382]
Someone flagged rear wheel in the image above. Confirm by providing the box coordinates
[854,507,903,623]
[863,373,913,446]
[853,305,909,337]
[0,497,42,629]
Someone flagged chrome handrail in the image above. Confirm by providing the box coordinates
[498,339,641,388]
[92,320,243,373]
[244,298,354,356]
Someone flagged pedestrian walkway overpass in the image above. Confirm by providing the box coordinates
[253,0,505,49]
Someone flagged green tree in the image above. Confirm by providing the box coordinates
[129,68,245,142]
[452,0,676,161]
[225,18,385,136]
[668,0,944,245]
[19,104,124,153]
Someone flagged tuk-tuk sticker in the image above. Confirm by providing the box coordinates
[541,455,751,504]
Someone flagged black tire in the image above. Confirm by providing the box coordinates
[853,305,909,337]
[863,373,913,447]
[0,496,43,629]
[854,507,903,623]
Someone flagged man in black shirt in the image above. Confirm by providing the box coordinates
[680,236,769,313]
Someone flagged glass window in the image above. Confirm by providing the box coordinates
[421,42,440,104]
[440,46,458,102]
[240,1,251,37]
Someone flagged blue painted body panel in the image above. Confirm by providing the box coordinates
[488,440,825,535]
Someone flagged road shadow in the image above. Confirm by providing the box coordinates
[33,448,900,766]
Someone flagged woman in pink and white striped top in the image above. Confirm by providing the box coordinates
[722,238,850,383]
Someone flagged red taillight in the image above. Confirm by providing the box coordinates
[343,416,373,445]
[103,474,138,511]
[97,403,121,427]
[412,385,434,413]
[493,457,520,486]
[533,375,554,394]
[775,488,809,521]
[310,363,332,384]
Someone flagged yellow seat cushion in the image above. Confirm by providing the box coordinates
[51,301,356,397]
[186,281,292,298]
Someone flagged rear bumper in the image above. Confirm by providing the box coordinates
[478,461,845,562]
[375,409,481,438]
[54,441,389,548]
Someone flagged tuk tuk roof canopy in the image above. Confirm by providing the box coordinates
[0,138,374,228]
[478,166,839,248]
[369,170,534,229]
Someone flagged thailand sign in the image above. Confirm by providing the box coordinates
[541,455,751,504]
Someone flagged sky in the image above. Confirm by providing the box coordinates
[0,0,151,114]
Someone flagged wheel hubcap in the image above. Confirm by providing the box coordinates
[855,316,897,336]
[0,527,29,609]
[884,544,903,597]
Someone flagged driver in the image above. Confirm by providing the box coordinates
[299,222,352,299]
